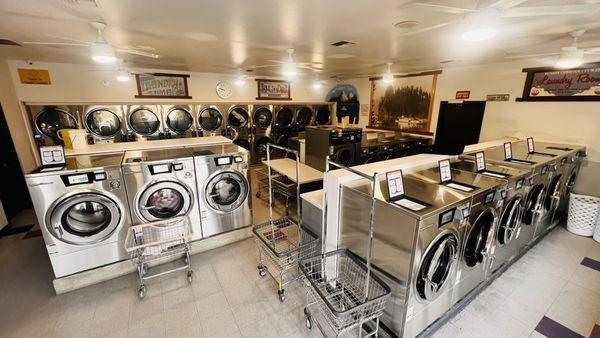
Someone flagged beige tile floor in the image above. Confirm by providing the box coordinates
[0,165,598,337]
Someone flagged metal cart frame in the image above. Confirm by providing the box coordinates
[252,143,319,302]
[124,216,193,299]
[301,157,391,337]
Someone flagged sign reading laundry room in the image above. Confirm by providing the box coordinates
[135,73,192,99]
[517,62,600,101]
[256,79,291,100]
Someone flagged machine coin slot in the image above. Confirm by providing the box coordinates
[516,178,525,190]
[484,191,495,205]
[475,151,486,172]
[61,173,93,186]
[173,163,184,171]
[504,142,513,160]
[234,156,243,163]
[149,164,172,175]
[439,208,456,228]
[94,172,107,181]
[215,156,232,166]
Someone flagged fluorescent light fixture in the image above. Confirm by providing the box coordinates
[116,69,130,81]
[555,47,584,69]
[91,42,116,63]
[312,77,323,90]
[383,63,394,84]
[282,62,298,77]
[461,28,497,42]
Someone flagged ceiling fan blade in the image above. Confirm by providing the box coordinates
[503,4,600,17]
[265,59,284,64]
[397,19,461,36]
[488,0,529,10]
[21,41,88,46]
[116,49,159,58]
[411,2,477,14]
[45,35,91,44]
[504,52,560,59]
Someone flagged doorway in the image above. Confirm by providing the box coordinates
[432,101,486,155]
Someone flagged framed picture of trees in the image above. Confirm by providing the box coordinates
[368,70,440,135]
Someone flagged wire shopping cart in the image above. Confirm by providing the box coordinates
[124,216,193,299]
[300,157,391,337]
[252,143,319,302]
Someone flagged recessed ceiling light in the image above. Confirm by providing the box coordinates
[394,21,419,29]
[461,28,497,42]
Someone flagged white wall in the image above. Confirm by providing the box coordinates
[348,60,600,163]
[7,60,331,103]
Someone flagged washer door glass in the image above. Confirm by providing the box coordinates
[416,234,458,301]
[253,107,273,128]
[205,171,248,212]
[523,184,546,225]
[335,148,353,166]
[86,109,121,137]
[48,192,121,245]
[166,108,193,134]
[228,107,249,129]
[498,195,523,245]
[544,174,562,211]
[315,106,331,125]
[129,108,160,135]
[464,209,495,267]
[296,107,313,126]
[199,108,223,131]
[138,181,192,221]
[36,108,78,140]
[276,107,293,127]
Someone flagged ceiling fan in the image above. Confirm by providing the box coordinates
[249,49,323,76]
[400,1,600,39]
[21,21,159,63]
[505,30,600,68]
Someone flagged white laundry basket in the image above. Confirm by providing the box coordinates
[567,193,600,237]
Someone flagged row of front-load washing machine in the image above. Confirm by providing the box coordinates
[25,144,252,278]
[335,139,586,337]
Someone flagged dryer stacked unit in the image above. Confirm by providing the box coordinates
[226,104,251,152]
[250,104,274,164]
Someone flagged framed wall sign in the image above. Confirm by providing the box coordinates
[256,79,291,100]
[455,90,470,99]
[517,62,600,101]
[18,68,51,85]
[367,70,440,136]
[135,73,192,99]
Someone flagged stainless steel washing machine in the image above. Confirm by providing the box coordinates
[83,105,126,144]
[121,148,202,240]
[188,144,252,237]
[162,104,195,138]
[449,158,532,274]
[337,174,471,337]
[410,166,506,304]
[25,104,83,146]
[25,153,130,277]
[126,104,163,140]
[196,104,225,136]
[295,105,314,128]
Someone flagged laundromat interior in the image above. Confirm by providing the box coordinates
[1,1,600,337]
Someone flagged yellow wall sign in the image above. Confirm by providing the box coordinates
[18,68,51,85]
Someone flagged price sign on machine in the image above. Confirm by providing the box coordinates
[438,159,452,183]
[386,169,405,199]
[503,142,513,160]
[475,151,486,172]
[527,137,535,153]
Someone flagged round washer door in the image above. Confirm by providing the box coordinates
[129,108,160,135]
[523,184,546,225]
[296,107,314,126]
[228,107,249,129]
[48,192,122,245]
[166,108,193,134]
[138,180,193,221]
[334,148,353,166]
[416,233,458,301]
[198,108,223,132]
[315,106,331,125]
[204,171,248,213]
[464,209,495,267]
[85,108,121,137]
[276,107,294,127]
[497,195,523,245]
[544,174,563,211]
[36,107,78,140]
[253,107,272,128]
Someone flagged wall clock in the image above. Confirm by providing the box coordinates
[216,81,233,99]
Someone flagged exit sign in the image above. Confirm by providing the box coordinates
[455,90,470,99]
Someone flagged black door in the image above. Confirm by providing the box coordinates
[433,101,486,155]
[0,104,32,220]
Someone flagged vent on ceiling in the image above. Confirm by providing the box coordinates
[331,40,356,47]
[0,39,21,46]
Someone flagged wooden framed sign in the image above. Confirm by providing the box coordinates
[256,79,291,100]
[517,63,600,101]
[135,73,192,99]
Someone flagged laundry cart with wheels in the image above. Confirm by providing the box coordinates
[253,144,319,302]
[125,216,193,299]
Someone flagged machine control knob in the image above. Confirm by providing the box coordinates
[109,180,121,189]
[184,171,193,178]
